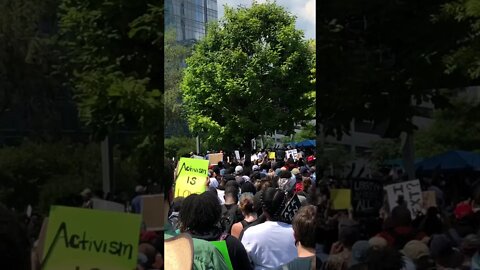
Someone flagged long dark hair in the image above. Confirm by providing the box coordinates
[179,192,222,234]
[260,187,287,221]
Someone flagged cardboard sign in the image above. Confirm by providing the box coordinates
[92,198,125,212]
[268,152,276,160]
[422,191,437,210]
[331,189,352,210]
[174,158,209,198]
[285,149,298,161]
[42,206,141,270]
[251,154,258,162]
[141,194,165,231]
[351,179,383,217]
[209,153,223,165]
[280,194,302,224]
[234,151,240,160]
[384,179,423,218]
[211,241,233,270]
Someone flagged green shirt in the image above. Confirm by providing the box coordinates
[165,223,229,270]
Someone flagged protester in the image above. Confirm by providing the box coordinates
[163,159,229,270]
[0,205,31,270]
[179,191,252,270]
[241,187,297,269]
[131,185,146,214]
[231,193,258,239]
[276,205,320,270]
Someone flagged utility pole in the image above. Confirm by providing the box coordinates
[101,136,113,195]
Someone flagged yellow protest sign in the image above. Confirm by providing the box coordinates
[268,152,276,160]
[42,206,141,270]
[330,189,352,210]
[174,158,209,198]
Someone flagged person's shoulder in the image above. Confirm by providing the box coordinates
[275,257,315,270]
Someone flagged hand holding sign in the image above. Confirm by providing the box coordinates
[174,158,209,198]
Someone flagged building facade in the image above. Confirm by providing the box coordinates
[165,0,218,42]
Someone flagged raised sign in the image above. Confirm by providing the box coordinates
[42,206,141,270]
[384,179,423,218]
[280,194,302,224]
[351,179,383,217]
[174,158,209,198]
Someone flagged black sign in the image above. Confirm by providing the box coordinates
[280,194,302,224]
[351,179,383,217]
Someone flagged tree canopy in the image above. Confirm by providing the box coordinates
[181,2,314,151]
[318,0,470,140]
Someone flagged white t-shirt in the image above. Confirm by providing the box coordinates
[241,221,297,270]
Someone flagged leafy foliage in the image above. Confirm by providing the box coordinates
[415,97,480,157]
[318,0,469,140]
[164,136,196,160]
[369,139,401,168]
[56,0,164,182]
[181,2,314,151]
[439,0,480,79]
[0,0,62,134]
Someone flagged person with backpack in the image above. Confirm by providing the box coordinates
[179,191,252,270]
[221,185,243,234]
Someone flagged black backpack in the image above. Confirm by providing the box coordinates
[220,204,238,233]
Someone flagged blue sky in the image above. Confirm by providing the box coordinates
[216,0,316,40]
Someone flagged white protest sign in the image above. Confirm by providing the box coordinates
[285,149,298,161]
[234,150,240,160]
[384,179,423,218]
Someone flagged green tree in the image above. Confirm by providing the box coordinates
[181,2,314,153]
[318,0,470,177]
[415,98,480,157]
[56,0,163,182]
[369,139,401,169]
[0,0,62,135]
[439,0,480,79]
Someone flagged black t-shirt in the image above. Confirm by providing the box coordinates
[224,234,253,270]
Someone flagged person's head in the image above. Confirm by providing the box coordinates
[80,188,92,200]
[429,234,464,269]
[302,177,312,192]
[0,205,31,270]
[239,193,255,216]
[224,186,239,204]
[138,242,157,268]
[338,219,360,249]
[241,181,256,195]
[292,205,317,249]
[235,165,243,175]
[364,246,405,270]
[179,192,222,234]
[260,187,287,221]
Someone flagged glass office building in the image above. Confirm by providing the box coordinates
[165,0,218,42]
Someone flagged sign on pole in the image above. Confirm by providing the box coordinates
[234,151,240,160]
[384,179,423,218]
[42,206,141,270]
[174,158,209,198]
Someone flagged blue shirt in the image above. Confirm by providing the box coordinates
[131,195,142,214]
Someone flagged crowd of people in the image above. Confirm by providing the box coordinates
[164,149,480,270]
[3,145,480,270]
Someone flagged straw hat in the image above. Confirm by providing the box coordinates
[165,233,194,270]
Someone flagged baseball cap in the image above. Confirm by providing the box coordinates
[454,201,473,219]
[291,168,300,175]
[252,165,260,171]
[402,240,430,260]
[235,165,243,174]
